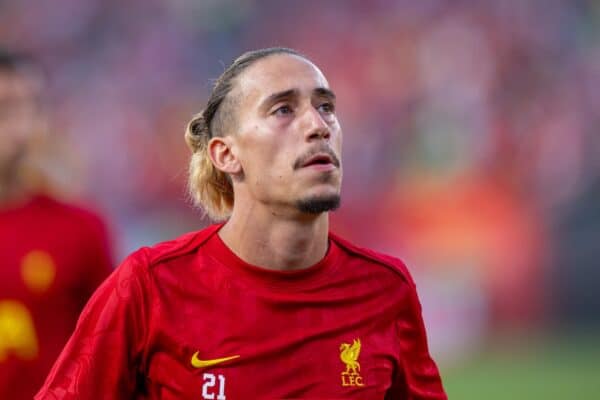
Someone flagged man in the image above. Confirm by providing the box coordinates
[37,47,446,399]
[0,49,114,399]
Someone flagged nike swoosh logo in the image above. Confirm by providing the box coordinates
[190,351,240,368]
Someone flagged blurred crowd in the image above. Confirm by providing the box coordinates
[1,0,598,360]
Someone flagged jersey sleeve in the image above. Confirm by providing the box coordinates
[387,279,447,400]
[35,250,151,399]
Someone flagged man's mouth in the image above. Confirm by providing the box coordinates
[294,149,340,170]
[302,154,335,168]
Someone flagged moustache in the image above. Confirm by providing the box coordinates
[293,146,341,170]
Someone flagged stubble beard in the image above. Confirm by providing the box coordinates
[292,145,343,214]
[295,194,341,214]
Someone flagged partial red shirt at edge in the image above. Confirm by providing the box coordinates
[0,195,113,400]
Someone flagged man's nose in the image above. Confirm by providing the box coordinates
[303,107,330,141]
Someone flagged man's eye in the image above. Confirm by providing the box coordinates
[273,105,293,115]
[318,102,335,114]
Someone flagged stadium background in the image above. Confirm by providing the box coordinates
[2,0,599,397]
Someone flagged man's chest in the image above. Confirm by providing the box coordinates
[142,289,401,399]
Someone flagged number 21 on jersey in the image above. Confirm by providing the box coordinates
[202,373,227,400]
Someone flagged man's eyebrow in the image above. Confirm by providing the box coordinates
[314,87,336,101]
[261,89,298,109]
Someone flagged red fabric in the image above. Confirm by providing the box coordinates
[37,224,446,399]
[0,195,114,400]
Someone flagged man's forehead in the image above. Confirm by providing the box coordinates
[236,54,330,101]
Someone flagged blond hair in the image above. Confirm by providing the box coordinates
[184,47,305,220]
[184,113,234,220]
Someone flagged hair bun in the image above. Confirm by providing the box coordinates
[190,114,209,137]
[185,112,210,152]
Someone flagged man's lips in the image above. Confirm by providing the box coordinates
[294,149,340,170]
[302,153,335,167]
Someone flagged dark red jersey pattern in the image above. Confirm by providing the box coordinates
[0,195,113,400]
[37,224,446,399]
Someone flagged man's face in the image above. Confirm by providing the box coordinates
[230,54,343,215]
[0,70,42,169]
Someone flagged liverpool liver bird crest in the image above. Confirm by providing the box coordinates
[339,338,361,375]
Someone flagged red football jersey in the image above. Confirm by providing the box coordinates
[0,195,113,400]
[37,224,446,399]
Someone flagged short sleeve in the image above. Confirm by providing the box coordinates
[35,250,151,399]
[387,280,447,400]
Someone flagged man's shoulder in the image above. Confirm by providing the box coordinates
[26,194,110,240]
[31,194,104,223]
[135,223,222,268]
[329,232,415,287]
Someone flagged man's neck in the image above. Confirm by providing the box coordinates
[0,167,28,207]
[218,204,330,271]
[0,185,32,209]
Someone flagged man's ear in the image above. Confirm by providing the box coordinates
[207,136,242,175]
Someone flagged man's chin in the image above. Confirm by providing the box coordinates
[295,194,341,214]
